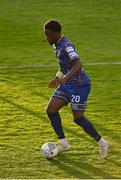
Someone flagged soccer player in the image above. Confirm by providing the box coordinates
[43,20,109,159]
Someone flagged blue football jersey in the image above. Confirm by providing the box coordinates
[53,36,91,85]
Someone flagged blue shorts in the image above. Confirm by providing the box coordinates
[52,83,91,112]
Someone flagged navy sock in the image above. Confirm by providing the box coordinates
[47,112,65,139]
[74,116,101,141]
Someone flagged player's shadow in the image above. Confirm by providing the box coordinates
[0,95,121,144]
[50,153,118,179]
[50,156,93,179]
[0,95,46,121]
[107,158,121,172]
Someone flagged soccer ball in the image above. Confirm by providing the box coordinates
[41,142,58,159]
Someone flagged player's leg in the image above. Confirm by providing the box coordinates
[72,111,109,159]
[46,87,71,152]
[70,84,109,159]
[72,111,102,141]
[46,97,66,140]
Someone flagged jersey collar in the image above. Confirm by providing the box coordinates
[55,35,64,47]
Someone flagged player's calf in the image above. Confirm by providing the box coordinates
[74,116,110,159]
[47,111,65,139]
[74,116,101,141]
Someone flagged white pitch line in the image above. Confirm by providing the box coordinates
[85,62,121,66]
[0,64,57,70]
[0,61,121,70]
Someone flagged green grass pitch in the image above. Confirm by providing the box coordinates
[0,0,121,179]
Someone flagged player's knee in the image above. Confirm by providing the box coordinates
[73,111,84,119]
[46,105,55,115]
[46,106,51,115]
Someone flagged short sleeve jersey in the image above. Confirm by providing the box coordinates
[53,36,91,85]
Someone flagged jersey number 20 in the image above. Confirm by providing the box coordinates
[71,95,80,103]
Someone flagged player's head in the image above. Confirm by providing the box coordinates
[44,20,62,45]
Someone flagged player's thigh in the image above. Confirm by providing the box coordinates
[70,84,91,119]
[46,84,69,113]
[46,97,67,114]
[71,96,87,119]
[71,96,86,119]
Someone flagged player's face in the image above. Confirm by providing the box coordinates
[44,29,57,45]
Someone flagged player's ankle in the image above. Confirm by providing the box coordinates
[97,137,107,146]
[59,138,69,146]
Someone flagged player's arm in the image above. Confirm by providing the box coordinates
[48,69,64,88]
[61,59,82,83]
[59,45,82,84]
[48,60,81,88]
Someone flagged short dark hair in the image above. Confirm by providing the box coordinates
[44,20,62,33]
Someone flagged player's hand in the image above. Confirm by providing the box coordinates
[48,77,61,88]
